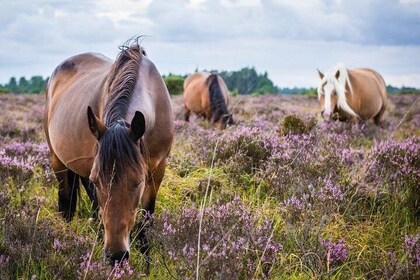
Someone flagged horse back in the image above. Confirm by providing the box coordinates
[183,72,211,116]
[347,68,387,120]
[45,53,112,177]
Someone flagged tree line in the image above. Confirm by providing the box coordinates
[163,67,278,95]
[1,67,277,95]
[1,70,418,95]
[0,76,49,94]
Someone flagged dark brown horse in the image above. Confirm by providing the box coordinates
[183,72,233,129]
[317,64,388,125]
[44,42,174,265]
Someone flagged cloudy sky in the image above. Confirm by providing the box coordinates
[1,0,419,88]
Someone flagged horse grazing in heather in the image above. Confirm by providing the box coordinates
[44,41,174,266]
[317,64,388,125]
[183,72,234,129]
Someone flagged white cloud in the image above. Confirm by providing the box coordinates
[400,0,420,4]
[0,0,419,88]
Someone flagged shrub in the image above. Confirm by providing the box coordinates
[367,137,419,188]
[78,253,137,279]
[151,196,282,279]
[280,115,316,135]
[0,141,52,182]
[321,238,348,268]
[366,137,420,217]
[163,75,185,95]
[404,234,420,274]
[214,127,272,175]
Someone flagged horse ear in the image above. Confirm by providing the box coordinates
[335,70,340,79]
[317,69,324,79]
[87,106,107,140]
[129,111,146,142]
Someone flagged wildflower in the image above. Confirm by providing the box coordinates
[321,238,348,266]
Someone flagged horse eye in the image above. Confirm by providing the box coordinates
[132,180,144,190]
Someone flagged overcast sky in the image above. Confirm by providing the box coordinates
[1,0,419,88]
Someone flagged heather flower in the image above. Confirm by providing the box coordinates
[78,252,135,279]
[282,194,309,224]
[0,255,10,264]
[284,195,304,210]
[338,147,364,165]
[367,137,420,187]
[404,234,420,267]
[0,141,52,181]
[53,238,64,251]
[317,179,344,203]
[366,137,420,217]
[152,196,282,279]
[321,238,348,267]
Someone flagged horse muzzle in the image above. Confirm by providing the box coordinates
[321,110,332,121]
[104,249,130,265]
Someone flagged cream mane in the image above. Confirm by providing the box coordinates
[317,63,359,118]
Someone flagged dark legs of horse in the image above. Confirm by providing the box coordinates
[374,105,386,127]
[51,154,79,222]
[81,177,99,220]
[133,160,166,273]
[184,105,191,122]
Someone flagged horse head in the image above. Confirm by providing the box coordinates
[214,113,234,129]
[317,64,358,121]
[87,106,146,264]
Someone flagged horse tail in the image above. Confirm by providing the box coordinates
[377,72,388,110]
[206,74,229,123]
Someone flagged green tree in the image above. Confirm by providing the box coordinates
[29,76,47,93]
[163,74,185,95]
[18,77,29,93]
[218,67,278,95]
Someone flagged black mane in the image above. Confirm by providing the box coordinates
[207,74,229,123]
[97,123,144,185]
[98,41,146,185]
[103,42,143,126]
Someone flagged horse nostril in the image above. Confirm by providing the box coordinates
[106,251,130,266]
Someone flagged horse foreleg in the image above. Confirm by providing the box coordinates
[133,160,166,273]
[81,177,98,220]
[374,105,386,127]
[184,105,191,122]
[52,154,79,222]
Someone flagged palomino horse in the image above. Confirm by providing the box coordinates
[183,72,233,129]
[44,42,174,265]
[317,64,387,125]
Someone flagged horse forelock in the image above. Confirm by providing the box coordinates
[318,64,359,118]
[207,74,229,123]
[96,123,146,187]
[103,42,143,126]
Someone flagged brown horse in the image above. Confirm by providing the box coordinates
[183,72,233,129]
[317,64,387,125]
[44,42,174,265]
